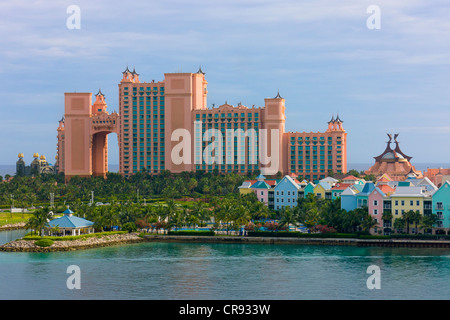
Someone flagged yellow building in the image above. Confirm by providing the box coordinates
[313,181,332,200]
[390,186,430,228]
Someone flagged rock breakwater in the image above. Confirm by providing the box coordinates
[0,232,144,252]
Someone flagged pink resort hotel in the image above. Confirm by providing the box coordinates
[56,67,347,180]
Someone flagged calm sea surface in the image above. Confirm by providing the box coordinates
[0,230,449,300]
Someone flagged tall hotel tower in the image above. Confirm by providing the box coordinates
[57,67,347,181]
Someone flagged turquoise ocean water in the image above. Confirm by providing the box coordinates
[0,230,449,300]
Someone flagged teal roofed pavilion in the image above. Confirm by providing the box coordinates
[45,208,94,236]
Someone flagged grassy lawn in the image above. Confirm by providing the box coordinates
[0,211,33,226]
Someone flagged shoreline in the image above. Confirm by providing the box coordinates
[0,232,144,252]
[143,234,450,248]
[1,232,450,252]
[0,223,26,231]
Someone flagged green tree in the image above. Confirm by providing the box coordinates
[279,206,298,232]
[421,214,438,234]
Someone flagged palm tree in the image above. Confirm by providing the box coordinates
[279,206,298,232]
[165,199,179,232]
[421,214,438,235]
[25,215,40,235]
[393,217,405,234]
[411,211,422,234]
[403,210,416,234]
[27,207,53,236]
[361,215,378,234]
[232,204,251,234]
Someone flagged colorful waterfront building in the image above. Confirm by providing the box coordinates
[355,182,376,209]
[273,175,301,210]
[57,67,347,179]
[423,168,450,188]
[390,186,430,232]
[250,174,272,205]
[340,185,360,211]
[432,180,450,233]
[313,181,332,200]
[367,186,386,229]
[330,183,353,200]
[341,175,364,185]
[299,182,315,199]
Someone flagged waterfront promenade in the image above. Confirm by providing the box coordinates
[143,234,450,248]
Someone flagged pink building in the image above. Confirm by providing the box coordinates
[57,67,347,180]
[368,187,386,229]
[56,91,119,181]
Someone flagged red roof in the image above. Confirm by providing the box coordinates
[342,175,359,180]
[378,184,395,194]
[331,183,352,190]
[265,180,277,186]
[377,173,393,182]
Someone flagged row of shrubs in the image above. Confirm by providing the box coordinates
[24,231,127,241]
[167,230,215,236]
[247,231,358,238]
[247,231,450,240]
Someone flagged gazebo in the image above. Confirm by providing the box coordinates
[46,209,94,236]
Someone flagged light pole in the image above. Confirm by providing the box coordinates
[50,193,54,208]
[10,194,14,218]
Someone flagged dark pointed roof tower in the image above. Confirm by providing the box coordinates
[122,66,131,74]
[95,88,105,98]
[365,133,423,180]
[393,133,412,161]
[197,66,205,75]
[328,114,335,124]
[274,90,282,99]
[374,133,394,162]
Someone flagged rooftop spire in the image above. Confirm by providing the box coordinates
[122,66,131,74]
[328,114,335,124]
[95,88,105,97]
[274,90,282,99]
[197,65,205,74]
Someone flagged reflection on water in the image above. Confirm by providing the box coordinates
[0,240,448,300]
[0,229,28,245]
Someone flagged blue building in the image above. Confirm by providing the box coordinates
[432,180,450,233]
[340,186,359,211]
[273,175,301,210]
[46,209,94,236]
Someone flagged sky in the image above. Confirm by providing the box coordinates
[0,0,449,170]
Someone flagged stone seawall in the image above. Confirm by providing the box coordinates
[0,233,144,252]
[143,235,450,248]
[0,223,26,231]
